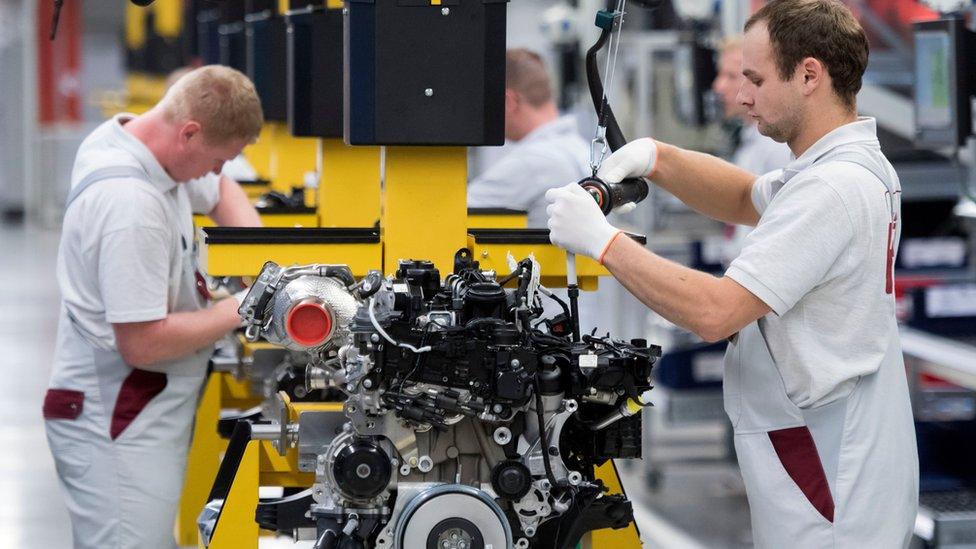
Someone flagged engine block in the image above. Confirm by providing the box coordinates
[235,254,659,549]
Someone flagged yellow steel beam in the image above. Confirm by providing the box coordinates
[176,373,226,546]
[243,125,275,182]
[383,147,468,275]
[124,74,168,114]
[201,241,382,277]
[318,139,381,227]
[200,441,260,549]
[269,123,318,194]
[124,4,147,51]
[194,213,319,229]
[466,235,605,290]
[585,460,644,548]
[467,210,528,229]
[152,0,183,38]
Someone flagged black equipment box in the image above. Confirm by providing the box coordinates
[286,6,344,137]
[218,3,248,74]
[245,2,289,122]
[196,8,221,66]
[344,0,508,146]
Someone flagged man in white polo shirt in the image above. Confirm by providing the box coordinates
[43,65,262,549]
[545,1,917,547]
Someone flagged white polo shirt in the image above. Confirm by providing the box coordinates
[54,114,220,356]
[726,117,901,408]
[467,115,590,228]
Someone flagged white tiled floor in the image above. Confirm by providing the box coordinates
[0,222,750,549]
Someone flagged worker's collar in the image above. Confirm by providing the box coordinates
[111,113,179,193]
[779,117,879,184]
[519,114,578,144]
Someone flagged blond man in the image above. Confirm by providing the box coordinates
[43,65,262,549]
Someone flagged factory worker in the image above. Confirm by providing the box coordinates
[467,48,590,228]
[711,35,793,264]
[43,65,262,549]
[546,1,918,547]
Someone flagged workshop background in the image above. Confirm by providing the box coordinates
[2,0,976,547]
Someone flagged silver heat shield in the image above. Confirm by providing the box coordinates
[264,275,359,352]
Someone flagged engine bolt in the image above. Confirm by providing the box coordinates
[356,464,372,478]
[363,379,374,389]
[441,7,450,15]
[492,404,504,414]
[425,88,434,97]
[548,446,559,456]
[510,359,520,368]
[371,334,380,343]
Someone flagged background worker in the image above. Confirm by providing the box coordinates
[546,1,918,546]
[467,48,590,228]
[43,65,262,549]
[711,35,793,263]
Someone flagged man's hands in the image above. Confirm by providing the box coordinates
[545,183,624,262]
[596,138,658,184]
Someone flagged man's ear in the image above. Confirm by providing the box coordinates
[504,89,519,113]
[179,120,203,146]
[798,57,825,97]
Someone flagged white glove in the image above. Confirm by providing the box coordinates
[546,183,624,262]
[596,137,659,184]
[232,289,250,309]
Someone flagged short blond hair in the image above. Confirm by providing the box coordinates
[160,65,264,144]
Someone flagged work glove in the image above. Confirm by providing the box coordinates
[546,183,625,263]
[233,288,250,309]
[595,137,659,184]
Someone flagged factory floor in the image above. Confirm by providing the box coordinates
[0,222,753,548]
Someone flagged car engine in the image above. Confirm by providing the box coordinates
[234,253,659,549]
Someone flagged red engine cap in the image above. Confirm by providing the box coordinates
[285,301,333,347]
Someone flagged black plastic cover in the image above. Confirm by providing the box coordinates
[344,0,507,145]
[286,7,344,137]
[246,12,289,121]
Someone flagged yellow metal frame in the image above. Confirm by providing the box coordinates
[123,73,168,115]
[585,461,643,548]
[177,372,264,545]
[152,0,182,38]
[318,139,381,227]
[243,125,276,182]
[201,240,382,278]
[467,234,606,291]
[194,212,319,229]
[382,147,468,275]
[270,123,319,194]
[467,211,528,229]
[200,399,344,548]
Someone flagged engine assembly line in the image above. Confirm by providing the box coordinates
[9,0,976,548]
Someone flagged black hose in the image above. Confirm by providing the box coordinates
[533,379,560,488]
[585,27,627,152]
